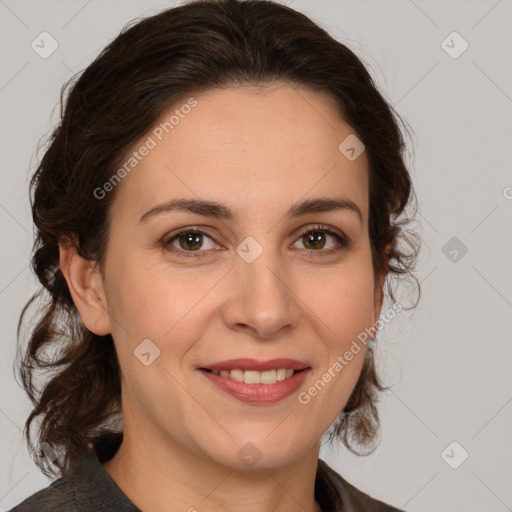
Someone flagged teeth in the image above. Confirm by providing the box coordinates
[276,368,287,381]
[230,369,244,382]
[244,370,261,384]
[261,370,276,384]
[210,368,298,384]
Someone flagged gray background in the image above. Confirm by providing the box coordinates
[1,0,511,510]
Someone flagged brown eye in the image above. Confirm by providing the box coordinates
[302,231,327,250]
[177,232,203,251]
[162,229,219,258]
[292,225,349,256]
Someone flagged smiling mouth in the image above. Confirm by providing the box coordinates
[199,366,311,404]
[200,368,305,385]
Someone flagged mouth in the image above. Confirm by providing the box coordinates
[198,358,311,404]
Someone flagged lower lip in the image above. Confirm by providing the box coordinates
[199,369,310,404]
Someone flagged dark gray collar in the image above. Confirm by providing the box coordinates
[10,449,404,511]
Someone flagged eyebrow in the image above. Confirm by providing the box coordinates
[138,196,363,224]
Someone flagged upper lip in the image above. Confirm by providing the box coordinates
[200,358,310,372]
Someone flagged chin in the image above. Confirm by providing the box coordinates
[198,430,316,472]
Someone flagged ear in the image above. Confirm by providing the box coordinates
[370,245,392,336]
[367,273,386,340]
[372,272,386,323]
[58,237,111,336]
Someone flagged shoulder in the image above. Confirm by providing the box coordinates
[317,458,405,512]
[8,450,140,512]
[7,475,79,512]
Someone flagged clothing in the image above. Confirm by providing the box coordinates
[9,449,404,511]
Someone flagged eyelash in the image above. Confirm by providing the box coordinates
[160,224,350,259]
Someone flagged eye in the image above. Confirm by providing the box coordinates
[161,228,219,258]
[291,224,349,256]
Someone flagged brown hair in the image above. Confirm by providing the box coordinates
[16,0,420,478]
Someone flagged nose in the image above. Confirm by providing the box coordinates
[221,247,299,340]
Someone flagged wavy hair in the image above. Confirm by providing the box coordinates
[16,0,420,478]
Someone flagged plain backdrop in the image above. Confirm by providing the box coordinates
[1,1,511,511]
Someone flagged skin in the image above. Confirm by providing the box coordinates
[59,82,385,512]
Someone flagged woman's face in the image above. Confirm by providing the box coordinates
[94,83,383,469]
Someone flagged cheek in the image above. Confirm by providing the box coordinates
[304,259,376,345]
[300,255,375,408]
[104,251,226,376]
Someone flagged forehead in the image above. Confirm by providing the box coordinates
[110,83,369,225]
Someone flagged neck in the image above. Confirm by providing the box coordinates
[102,417,323,512]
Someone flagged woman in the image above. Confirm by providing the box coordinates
[11,0,419,510]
